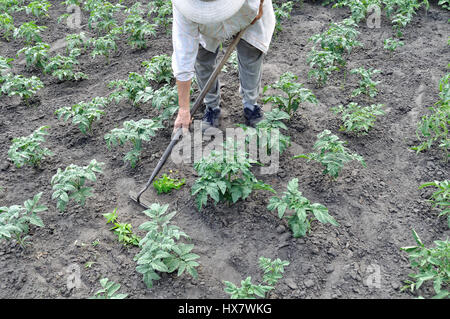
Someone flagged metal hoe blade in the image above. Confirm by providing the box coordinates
[130,26,250,208]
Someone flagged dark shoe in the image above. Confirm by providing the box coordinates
[201,107,221,132]
[244,104,263,127]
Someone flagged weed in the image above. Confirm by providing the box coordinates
[104,209,140,246]
[153,174,185,194]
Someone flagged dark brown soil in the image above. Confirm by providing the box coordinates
[0,1,449,299]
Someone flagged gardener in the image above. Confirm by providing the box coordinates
[172,0,276,132]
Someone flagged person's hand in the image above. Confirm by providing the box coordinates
[173,108,191,133]
[251,0,264,25]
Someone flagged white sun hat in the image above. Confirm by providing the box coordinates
[173,0,246,25]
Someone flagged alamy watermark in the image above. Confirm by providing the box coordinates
[66,263,82,291]
[365,263,382,289]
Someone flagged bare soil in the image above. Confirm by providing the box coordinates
[0,1,449,299]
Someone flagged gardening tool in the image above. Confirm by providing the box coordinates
[130,26,250,209]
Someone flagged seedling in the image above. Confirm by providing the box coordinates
[412,73,449,159]
[89,32,118,64]
[227,51,239,71]
[88,1,124,34]
[124,3,157,49]
[294,130,366,179]
[90,278,128,299]
[0,192,46,248]
[239,108,291,156]
[263,72,318,116]
[309,18,361,60]
[0,56,13,80]
[308,18,362,85]
[333,0,381,23]
[331,102,385,135]
[385,0,429,37]
[13,21,47,45]
[384,38,404,53]
[1,74,44,104]
[55,97,107,134]
[108,72,150,106]
[153,174,185,194]
[134,203,200,289]
[419,180,449,227]
[148,84,179,122]
[0,12,15,41]
[44,52,88,81]
[350,67,381,98]
[51,159,104,212]
[273,1,294,35]
[268,178,339,237]
[0,0,24,14]
[82,0,102,12]
[8,126,53,168]
[85,261,96,268]
[192,139,275,210]
[65,32,90,54]
[142,54,173,84]
[22,1,51,20]
[148,0,173,33]
[438,0,450,10]
[224,256,289,299]
[17,43,50,70]
[400,229,449,299]
[104,119,163,168]
[307,49,340,86]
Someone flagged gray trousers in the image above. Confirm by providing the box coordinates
[194,39,264,110]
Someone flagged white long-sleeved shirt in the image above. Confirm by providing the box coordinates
[172,0,276,82]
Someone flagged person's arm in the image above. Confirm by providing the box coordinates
[172,5,199,132]
[174,79,192,132]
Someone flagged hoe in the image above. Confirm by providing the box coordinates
[130,27,249,209]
